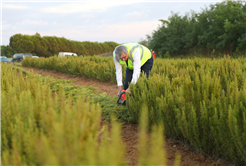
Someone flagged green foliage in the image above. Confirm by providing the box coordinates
[1,64,125,165]
[128,57,246,165]
[1,45,14,57]
[21,54,246,165]
[18,67,127,121]
[1,64,180,165]
[138,38,149,47]
[219,53,224,58]
[164,51,170,59]
[22,56,126,84]
[8,34,119,58]
[233,47,241,58]
[211,49,215,59]
[148,0,246,57]
[149,11,197,57]
[218,1,246,52]
[138,105,173,165]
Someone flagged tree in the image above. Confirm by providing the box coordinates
[138,38,149,48]
[148,0,246,57]
[148,12,196,57]
[217,1,246,54]
[1,45,14,57]
[8,34,119,57]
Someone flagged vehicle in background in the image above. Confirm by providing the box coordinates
[32,56,39,59]
[11,53,33,62]
[0,56,10,64]
[58,52,77,57]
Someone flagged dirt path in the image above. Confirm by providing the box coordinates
[21,66,235,166]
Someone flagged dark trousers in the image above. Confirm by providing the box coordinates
[124,56,153,90]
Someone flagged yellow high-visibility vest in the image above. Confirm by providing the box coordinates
[114,43,152,70]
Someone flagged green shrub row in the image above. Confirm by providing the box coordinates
[22,56,126,83]
[1,64,178,165]
[7,33,119,57]
[128,57,246,165]
[19,66,128,121]
[22,55,246,165]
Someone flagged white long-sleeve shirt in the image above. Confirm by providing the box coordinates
[113,48,141,87]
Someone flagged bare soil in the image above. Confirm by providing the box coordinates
[20,66,236,166]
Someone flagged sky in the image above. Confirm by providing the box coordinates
[1,0,224,46]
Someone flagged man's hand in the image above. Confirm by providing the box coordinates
[118,86,123,96]
[126,87,131,95]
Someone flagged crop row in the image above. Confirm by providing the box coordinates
[22,56,121,83]
[22,55,246,165]
[1,64,179,165]
[129,57,246,165]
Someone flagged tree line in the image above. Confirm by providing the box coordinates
[1,33,119,57]
[147,0,246,58]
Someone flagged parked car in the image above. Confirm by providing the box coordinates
[0,56,10,64]
[32,56,39,59]
[58,52,77,57]
[11,53,33,62]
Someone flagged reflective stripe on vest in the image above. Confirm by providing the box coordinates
[129,44,144,62]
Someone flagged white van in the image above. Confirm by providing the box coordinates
[58,52,78,57]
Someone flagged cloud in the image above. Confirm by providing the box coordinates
[78,13,95,19]
[21,20,49,26]
[125,11,143,19]
[43,20,160,40]
[2,4,28,9]
[1,19,161,45]
[2,22,20,31]
[2,23,12,31]
[174,3,186,9]
[103,20,160,37]
[39,1,140,14]
[100,19,107,23]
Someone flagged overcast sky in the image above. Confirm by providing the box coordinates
[1,0,223,46]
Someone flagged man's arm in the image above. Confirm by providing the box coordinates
[125,48,141,94]
[113,52,123,95]
[131,48,141,85]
